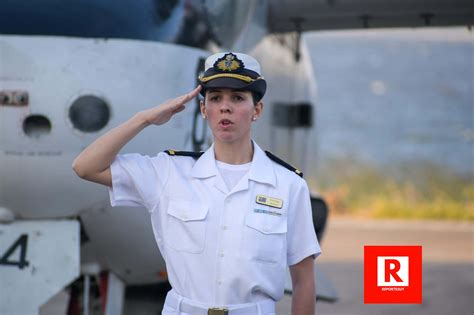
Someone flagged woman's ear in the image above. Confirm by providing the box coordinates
[200,100,206,119]
[253,101,264,120]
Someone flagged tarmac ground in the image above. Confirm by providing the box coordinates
[124,217,474,315]
[289,218,474,315]
[42,217,474,315]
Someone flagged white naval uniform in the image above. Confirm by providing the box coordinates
[108,141,321,314]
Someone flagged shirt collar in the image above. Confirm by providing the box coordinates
[190,143,218,179]
[248,141,276,187]
[190,141,276,187]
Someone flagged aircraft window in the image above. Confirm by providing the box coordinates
[69,95,110,133]
[23,115,52,138]
[0,0,213,48]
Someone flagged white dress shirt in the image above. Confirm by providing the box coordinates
[108,141,321,305]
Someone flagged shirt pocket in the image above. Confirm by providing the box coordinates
[165,199,209,254]
[243,211,287,264]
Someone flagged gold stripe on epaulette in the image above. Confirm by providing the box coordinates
[264,150,303,177]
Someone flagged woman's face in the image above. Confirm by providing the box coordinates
[201,88,263,145]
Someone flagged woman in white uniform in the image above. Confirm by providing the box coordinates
[73,52,321,315]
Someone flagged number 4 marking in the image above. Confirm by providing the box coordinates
[0,234,30,269]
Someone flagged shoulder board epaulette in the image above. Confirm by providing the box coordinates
[265,151,303,177]
[164,150,204,159]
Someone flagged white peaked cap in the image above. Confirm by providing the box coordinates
[204,52,262,75]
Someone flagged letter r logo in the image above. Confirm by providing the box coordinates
[377,256,409,286]
[364,246,422,304]
[385,259,402,282]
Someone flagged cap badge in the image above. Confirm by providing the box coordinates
[214,53,244,72]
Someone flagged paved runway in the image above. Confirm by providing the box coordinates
[294,218,473,315]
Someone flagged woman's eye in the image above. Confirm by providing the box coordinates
[233,95,244,101]
[210,96,220,101]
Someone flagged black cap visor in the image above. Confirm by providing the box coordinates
[200,77,266,101]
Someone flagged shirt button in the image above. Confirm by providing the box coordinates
[217,280,223,285]
[219,251,224,257]
[226,198,231,204]
[221,225,228,230]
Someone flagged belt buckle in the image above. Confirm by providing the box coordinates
[208,307,229,315]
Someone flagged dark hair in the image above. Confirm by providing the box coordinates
[251,91,262,105]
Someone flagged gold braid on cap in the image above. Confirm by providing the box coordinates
[200,53,264,84]
[199,73,263,83]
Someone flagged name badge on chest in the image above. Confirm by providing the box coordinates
[255,194,283,209]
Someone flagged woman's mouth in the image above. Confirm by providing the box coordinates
[219,119,233,128]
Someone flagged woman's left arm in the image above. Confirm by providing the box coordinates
[289,255,316,315]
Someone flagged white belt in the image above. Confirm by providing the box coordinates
[164,290,275,315]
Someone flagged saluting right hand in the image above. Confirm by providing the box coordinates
[142,85,202,126]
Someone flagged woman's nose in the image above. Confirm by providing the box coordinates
[219,99,232,113]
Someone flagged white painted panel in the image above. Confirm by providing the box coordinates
[0,220,79,315]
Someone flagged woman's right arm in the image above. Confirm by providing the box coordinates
[72,86,201,187]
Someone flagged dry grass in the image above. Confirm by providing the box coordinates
[309,158,474,221]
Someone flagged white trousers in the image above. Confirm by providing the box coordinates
[162,290,276,315]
